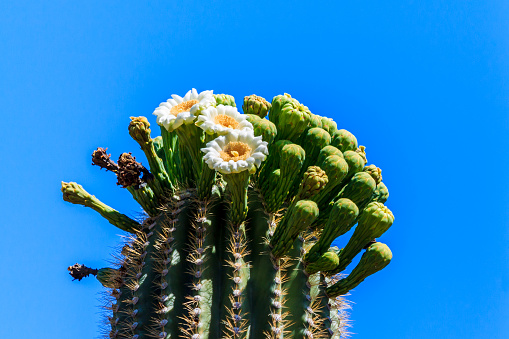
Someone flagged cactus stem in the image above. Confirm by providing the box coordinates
[150,191,193,338]
[180,198,216,339]
[326,275,352,339]
[222,221,250,338]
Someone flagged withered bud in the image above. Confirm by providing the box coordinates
[128,117,151,145]
[92,147,119,172]
[116,152,152,189]
[68,263,98,281]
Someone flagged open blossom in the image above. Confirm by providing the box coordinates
[196,104,253,135]
[153,88,215,132]
[201,131,268,174]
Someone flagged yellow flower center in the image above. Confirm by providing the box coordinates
[220,142,252,162]
[170,100,199,116]
[214,114,240,129]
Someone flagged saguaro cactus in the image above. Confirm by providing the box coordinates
[64,90,395,339]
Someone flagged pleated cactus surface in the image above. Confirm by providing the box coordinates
[64,90,395,339]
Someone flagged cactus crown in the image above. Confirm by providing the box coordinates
[64,89,395,339]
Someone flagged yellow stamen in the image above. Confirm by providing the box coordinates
[170,100,199,116]
[220,142,251,162]
[214,114,240,129]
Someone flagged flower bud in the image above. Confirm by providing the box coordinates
[306,250,340,274]
[128,116,151,145]
[243,94,271,118]
[363,164,382,185]
[295,166,328,201]
[214,94,236,107]
[331,129,358,152]
[327,242,392,297]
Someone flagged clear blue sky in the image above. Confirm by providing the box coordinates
[1,1,508,338]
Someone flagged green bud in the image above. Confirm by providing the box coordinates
[306,250,340,274]
[332,202,394,273]
[270,200,319,257]
[96,268,123,289]
[327,242,392,297]
[214,94,236,107]
[268,94,294,126]
[317,146,343,168]
[128,116,151,145]
[343,150,366,178]
[320,116,338,135]
[266,144,306,211]
[295,166,329,201]
[338,172,377,206]
[305,198,359,263]
[364,164,382,185]
[372,182,389,203]
[242,94,271,118]
[331,129,358,152]
[302,128,331,166]
[314,155,349,207]
[250,116,278,145]
[258,140,293,193]
[270,94,312,142]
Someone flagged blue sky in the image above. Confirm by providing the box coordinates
[1,1,508,338]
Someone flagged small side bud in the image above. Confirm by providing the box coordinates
[67,263,98,281]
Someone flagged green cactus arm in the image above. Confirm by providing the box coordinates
[61,181,141,233]
[327,242,392,297]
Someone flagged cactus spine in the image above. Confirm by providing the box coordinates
[64,89,396,338]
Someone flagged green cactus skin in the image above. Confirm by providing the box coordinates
[64,92,395,339]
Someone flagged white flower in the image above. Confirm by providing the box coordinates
[201,131,269,174]
[196,104,253,135]
[153,88,215,131]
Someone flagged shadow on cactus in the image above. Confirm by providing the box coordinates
[63,89,395,339]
